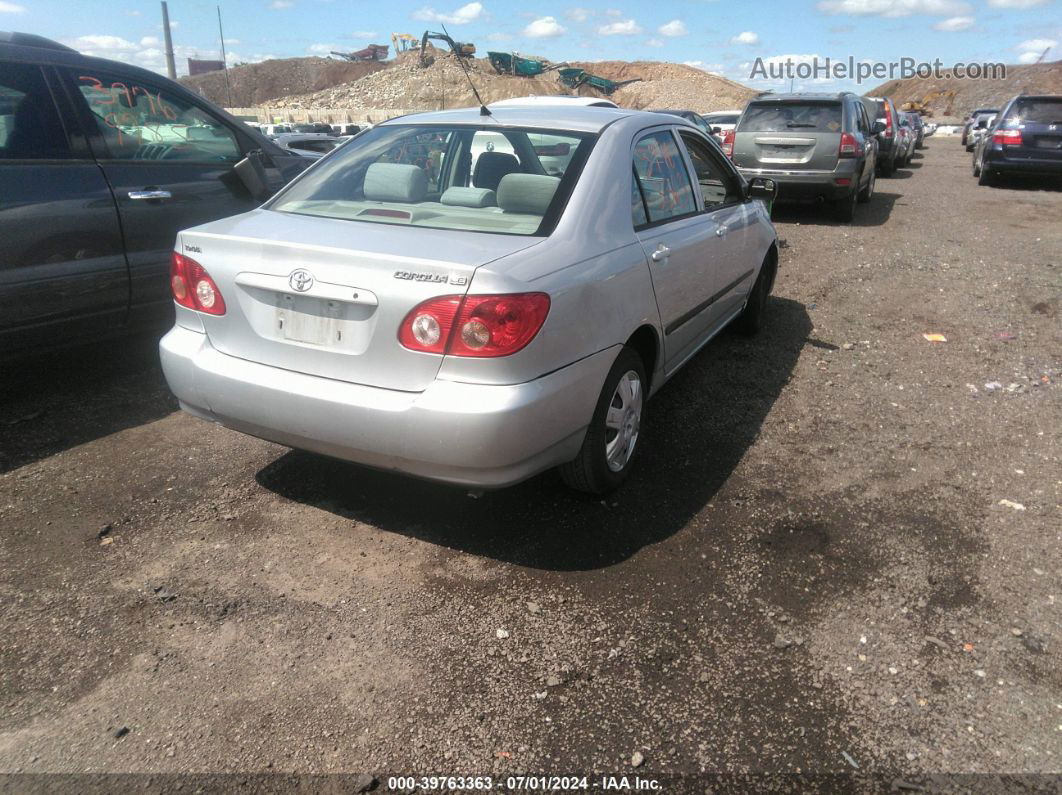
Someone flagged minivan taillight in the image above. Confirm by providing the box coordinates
[721,129,735,157]
[170,251,226,315]
[993,129,1022,146]
[399,293,550,358]
[883,103,893,137]
[839,132,859,157]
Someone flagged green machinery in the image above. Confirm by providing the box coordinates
[558,67,641,95]
[487,51,567,77]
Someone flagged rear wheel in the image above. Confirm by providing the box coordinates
[879,154,895,177]
[559,347,646,494]
[977,166,995,187]
[972,154,982,177]
[858,167,875,203]
[832,186,857,222]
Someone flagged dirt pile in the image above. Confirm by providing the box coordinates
[271,50,757,112]
[180,57,390,107]
[865,60,1062,121]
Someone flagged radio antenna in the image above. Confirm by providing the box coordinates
[442,23,492,118]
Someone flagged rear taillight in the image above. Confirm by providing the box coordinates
[721,129,735,157]
[993,129,1022,146]
[839,132,859,157]
[883,104,893,137]
[170,251,226,315]
[399,293,550,358]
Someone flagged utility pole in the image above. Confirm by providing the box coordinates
[161,1,177,79]
[217,5,232,106]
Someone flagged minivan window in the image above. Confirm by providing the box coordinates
[738,101,843,133]
[1010,98,1062,123]
[269,124,595,237]
[73,71,241,162]
[0,64,69,159]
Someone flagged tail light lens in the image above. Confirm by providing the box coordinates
[170,251,226,315]
[993,129,1022,146]
[721,129,735,157]
[839,132,859,157]
[883,104,893,137]
[399,293,550,358]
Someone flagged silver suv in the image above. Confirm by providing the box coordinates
[725,92,881,222]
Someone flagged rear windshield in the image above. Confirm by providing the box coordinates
[1010,98,1062,124]
[738,102,843,133]
[268,124,596,237]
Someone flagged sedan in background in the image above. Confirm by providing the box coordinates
[704,110,743,140]
[649,109,713,136]
[160,105,780,493]
[973,94,1062,186]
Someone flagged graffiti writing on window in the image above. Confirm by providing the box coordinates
[78,75,187,147]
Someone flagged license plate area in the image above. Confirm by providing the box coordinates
[1035,137,1062,149]
[276,294,347,346]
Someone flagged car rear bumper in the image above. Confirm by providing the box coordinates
[160,325,617,488]
[736,166,860,201]
[984,150,1062,175]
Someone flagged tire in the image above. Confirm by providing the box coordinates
[977,166,995,187]
[831,186,857,223]
[858,166,875,203]
[972,155,981,177]
[558,347,647,494]
[879,154,895,177]
[733,255,773,336]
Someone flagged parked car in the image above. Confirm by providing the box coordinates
[973,94,1062,186]
[261,123,293,137]
[860,96,901,176]
[908,112,926,149]
[331,123,362,135]
[271,133,342,159]
[291,122,335,136]
[649,109,713,136]
[961,108,998,148]
[726,91,880,222]
[0,30,309,359]
[159,105,780,493]
[703,109,743,140]
[965,112,997,152]
[895,112,915,166]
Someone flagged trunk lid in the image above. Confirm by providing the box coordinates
[180,209,540,392]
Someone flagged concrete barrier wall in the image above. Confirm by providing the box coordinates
[226,107,432,124]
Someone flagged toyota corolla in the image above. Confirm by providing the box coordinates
[160,105,780,493]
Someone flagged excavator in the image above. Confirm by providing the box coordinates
[419,31,475,67]
[391,33,418,54]
[901,89,957,118]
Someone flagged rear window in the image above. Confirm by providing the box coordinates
[738,102,843,133]
[706,114,739,126]
[268,123,595,237]
[1010,99,1062,124]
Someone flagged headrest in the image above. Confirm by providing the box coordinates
[440,187,497,208]
[363,163,427,203]
[496,174,561,216]
[472,151,520,191]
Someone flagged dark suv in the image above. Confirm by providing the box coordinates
[727,91,880,222]
[973,94,1062,186]
[0,31,308,359]
[860,96,901,176]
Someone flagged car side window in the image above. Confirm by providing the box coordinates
[632,130,696,225]
[72,71,240,162]
[631,169,648,227]
[678,131,740,209]
[0,63,70,159]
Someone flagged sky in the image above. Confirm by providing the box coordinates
[2,0,1059,92]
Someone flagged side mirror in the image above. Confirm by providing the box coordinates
[233,149,274,201]
[746,176,778,203]
[872,121,886,135]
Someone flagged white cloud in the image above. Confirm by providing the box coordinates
[566,7,591,22]
[1016,37,1056,62]
[605,8,623,17]
[598,19,642,35]
[817,0,971,17]
[658,19,688,37]
[225,38,240,45]
[270,0,293,8]
[646,37,664,47]
[0,1,27,12]
[731,31,760,45]
[350,31,377,39]
[524,16,566,38]
[412,1,484,25]
[934,15,974,30]
[684,60,725,74]
[139,35,160,47]
[308,43,337,54]
[485,32,511,42]
[68,34,139,52]
[989,0,1047,7]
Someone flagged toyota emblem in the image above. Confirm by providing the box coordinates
[289,269,314,292]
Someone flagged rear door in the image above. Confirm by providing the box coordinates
[733,99,843,172]
[0,61,127,355]
[58,66,263,328]
[1001,97,1062,165]
[631,128,740,371]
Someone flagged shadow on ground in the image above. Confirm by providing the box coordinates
[258,298,811,571]
[771,191,900,228]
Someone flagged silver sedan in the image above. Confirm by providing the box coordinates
[160,105,780,492]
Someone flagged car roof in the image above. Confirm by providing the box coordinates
[381,105,639,133]
[749,93,847,102]
[490,96,619,109]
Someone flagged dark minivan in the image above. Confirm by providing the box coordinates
[0,31,308,359]
[973,95,1062,186]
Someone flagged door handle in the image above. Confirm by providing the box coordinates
[715,225,729,237]
[650,244,670,262]
[128,190,172,200]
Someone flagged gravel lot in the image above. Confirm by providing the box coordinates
[1,141,1059,786]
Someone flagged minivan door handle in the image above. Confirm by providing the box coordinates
[128,189,172,200]
[650,244,671,263]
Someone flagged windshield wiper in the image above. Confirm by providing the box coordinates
[786,122,817,128]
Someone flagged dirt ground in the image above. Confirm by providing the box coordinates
[0,141,1059,789]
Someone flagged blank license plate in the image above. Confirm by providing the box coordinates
[276,294,342,346]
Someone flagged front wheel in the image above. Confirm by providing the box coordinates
[559,347,646,494]
[733,256,773,335]
[972,155,982,177]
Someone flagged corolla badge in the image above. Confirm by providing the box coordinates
[289,269,314,292]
